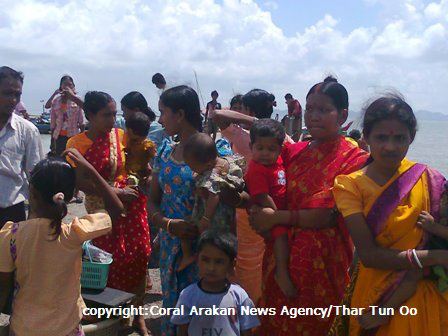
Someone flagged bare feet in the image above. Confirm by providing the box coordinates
[177,255,196,272]
[133,314,151,336]
[358,310,390,330]
[275,269,297,298]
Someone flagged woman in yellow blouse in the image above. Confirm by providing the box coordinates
[332,95,448,336]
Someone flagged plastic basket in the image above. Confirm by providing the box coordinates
[81,241,113,290]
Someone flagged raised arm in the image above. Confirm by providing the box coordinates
[210,109,256,130]
[45,89,60,109]
[64,148,124,218]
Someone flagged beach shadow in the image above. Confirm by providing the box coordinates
[144,292,163,305]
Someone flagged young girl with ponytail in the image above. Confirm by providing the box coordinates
[0,149,123,336]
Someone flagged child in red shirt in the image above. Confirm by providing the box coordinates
[245,119,296,298]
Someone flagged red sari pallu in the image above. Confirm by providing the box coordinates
[259,136,369,336]
[83,129,151,292]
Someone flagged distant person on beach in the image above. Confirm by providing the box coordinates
[285,93,302,118]
[332,95,448,335]
[206,90,222,113]
[152,72,167,96]
[46,75,84,157]
[205,90,222,136]
[171,231,260,336]
[0,150,123,336]
[0,66,43,229]
[13,101,29,120]
[284,93,302,141]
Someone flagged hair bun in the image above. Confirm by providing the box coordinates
[323,75,338,83]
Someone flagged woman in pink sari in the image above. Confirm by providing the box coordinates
[67,91,151,335]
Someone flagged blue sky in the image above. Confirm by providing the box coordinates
[257,0,380,35]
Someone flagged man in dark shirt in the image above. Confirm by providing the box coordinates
[205,90,222,136]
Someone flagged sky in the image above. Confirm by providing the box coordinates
[0,0,447,116]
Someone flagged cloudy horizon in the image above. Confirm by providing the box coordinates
[1,0,447,116]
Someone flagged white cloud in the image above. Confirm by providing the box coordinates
[0,0,447,116]
[263,1,278,11]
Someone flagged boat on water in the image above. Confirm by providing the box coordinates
[29,112,51,134]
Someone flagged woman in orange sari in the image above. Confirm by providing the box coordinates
[332,95,448,336]
[249,77,369,335]
[66,91,151,335]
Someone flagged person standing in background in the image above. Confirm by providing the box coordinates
[152,72,168,96]
[13,101,29,120]
[0,66,43,228]
[205,90,222,136]
[284,93,302,141]
[46,75,84,157]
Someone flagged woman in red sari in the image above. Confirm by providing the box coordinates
[66,91,151,335]
[250,77,369,335]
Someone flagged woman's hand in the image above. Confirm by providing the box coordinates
[63,148,96,181]
[169,219,199,239]
[116,187,139,203]
[249,205,277,234]
[416,211,437,233]
[61,87,76,100]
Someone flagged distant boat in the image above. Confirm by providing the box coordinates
[30,113,51,134]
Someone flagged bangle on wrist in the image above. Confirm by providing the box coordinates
[202,216,210,222]
[166,218,174,236]
[412,249,423,269]
[406,249,416,268]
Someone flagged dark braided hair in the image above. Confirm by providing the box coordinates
[30,158,76,239]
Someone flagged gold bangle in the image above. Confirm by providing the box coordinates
[166,219,173,235]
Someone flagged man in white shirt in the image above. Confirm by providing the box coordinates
[0,66,43,228]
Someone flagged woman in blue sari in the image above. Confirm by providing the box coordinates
[148,86,232,335]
